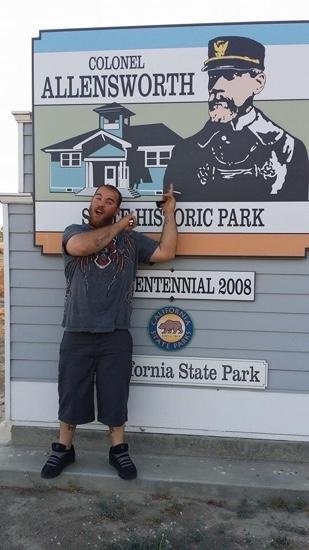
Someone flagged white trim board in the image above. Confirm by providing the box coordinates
[17,121,24,194]
[0,194,32,205]
[10,380,309,441]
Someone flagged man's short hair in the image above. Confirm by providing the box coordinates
[94,185,122,207]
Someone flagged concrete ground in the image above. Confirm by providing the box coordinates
[1,426,309,548]
[1,440,309,502]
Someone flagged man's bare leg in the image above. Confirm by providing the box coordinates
[108,424,125,447]
[59,421,76,449]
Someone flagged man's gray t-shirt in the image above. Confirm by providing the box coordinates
[62,224,158,332]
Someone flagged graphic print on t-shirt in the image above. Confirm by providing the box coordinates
[66,233,136,294]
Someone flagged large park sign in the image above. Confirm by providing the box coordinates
[32,21,309,256]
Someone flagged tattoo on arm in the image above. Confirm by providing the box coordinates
[67,424,76,431]
[163,215,173,224]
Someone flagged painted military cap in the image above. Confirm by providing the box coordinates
[202,36,265,71]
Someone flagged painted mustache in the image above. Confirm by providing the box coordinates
[208,96,237,113]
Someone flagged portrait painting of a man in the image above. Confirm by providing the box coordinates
[164,36,309,201]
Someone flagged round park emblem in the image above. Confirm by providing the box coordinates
[148,306,193,351]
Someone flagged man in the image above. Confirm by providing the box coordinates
[41,183,177,480]
[164,36,308,201]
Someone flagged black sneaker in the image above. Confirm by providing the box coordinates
[41,442,75,479]
[109,443,137,480]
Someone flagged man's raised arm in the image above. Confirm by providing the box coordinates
[66,213,136,256]
[149,184,177,263]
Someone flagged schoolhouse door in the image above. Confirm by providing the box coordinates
[104,165,117,186]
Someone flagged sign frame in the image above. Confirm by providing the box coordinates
[32,20,309,256]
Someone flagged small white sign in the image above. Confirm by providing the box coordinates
[134,270,255,301]
[131,356,268,389]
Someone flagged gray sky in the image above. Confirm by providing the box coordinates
[0,0,308,225]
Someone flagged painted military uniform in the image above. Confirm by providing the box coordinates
[164,108,309,201]
[164,35,309,201]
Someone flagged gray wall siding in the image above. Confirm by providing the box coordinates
[8,121,309,393]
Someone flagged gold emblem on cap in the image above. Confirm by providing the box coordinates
[214,40,229,58]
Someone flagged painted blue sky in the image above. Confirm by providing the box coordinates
[34,22,309,53]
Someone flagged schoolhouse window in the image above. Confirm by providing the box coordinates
[146,152,157,166]
[61,152,81,167]
[159,151,171,166]
[61,153,70,166]
[145,150,171,167]
[71,153,81,166]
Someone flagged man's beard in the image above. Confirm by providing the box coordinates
[208,96,253,123]
[208,97,238,123]
[89,206,115,228]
